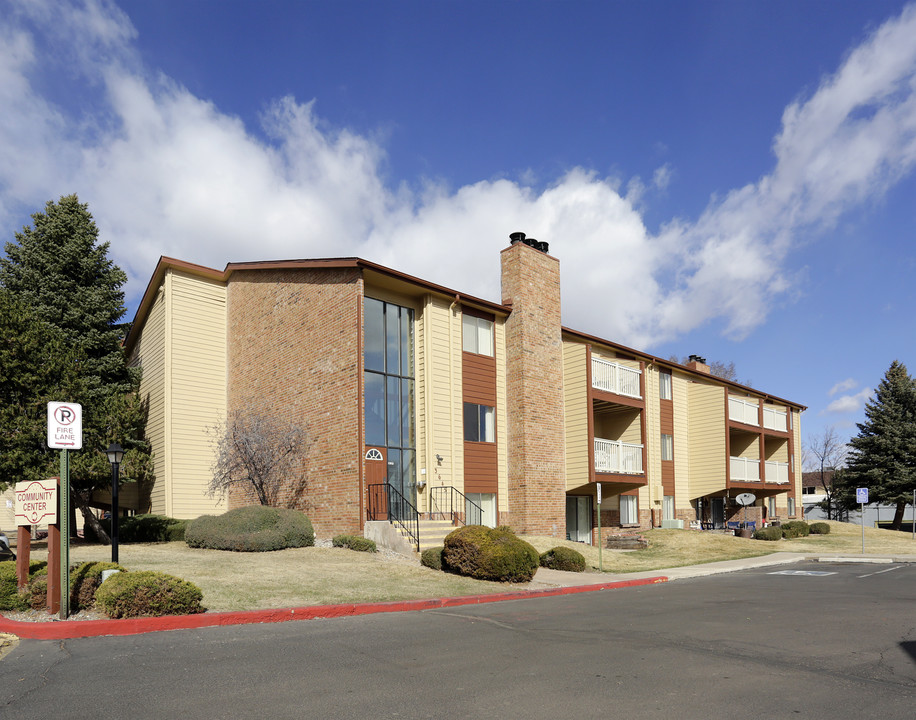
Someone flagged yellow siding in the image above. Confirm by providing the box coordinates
[131,284,167,514]
[563,341,589,490]
[494,316,508,512]
[167,271,227,519]
[672,372,691,512]
[687,381,726,498]
[421,296,463,504]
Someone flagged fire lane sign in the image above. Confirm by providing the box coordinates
[47,402,83,449]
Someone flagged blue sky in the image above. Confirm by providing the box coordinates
[2,0,915,460]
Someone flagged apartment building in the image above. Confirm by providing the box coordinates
[123,233,804,545]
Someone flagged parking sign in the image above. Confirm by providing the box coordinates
[856,487,869,504]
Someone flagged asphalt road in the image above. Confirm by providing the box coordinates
[2,560,914,719]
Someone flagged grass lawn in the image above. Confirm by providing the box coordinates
[9,520,915,613]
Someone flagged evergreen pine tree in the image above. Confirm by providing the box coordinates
[0,195,150,539]
[840,361,916,529]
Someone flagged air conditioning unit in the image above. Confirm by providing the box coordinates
[660,519,684,529]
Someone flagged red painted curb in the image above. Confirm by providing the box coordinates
[0,575,668,640]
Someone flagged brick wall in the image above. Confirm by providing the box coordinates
[226,267,364,536]
[500,242,566,536]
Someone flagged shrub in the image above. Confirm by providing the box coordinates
[809,522,831,535]
[780,520,810,539]
[442,525,539,582]
[28,575,48,610]
[332,534,377,552]
[539,546,586,572]
[119,514,188,543]
[95,571,205,618]
[70,561,128,611]
[185,506,315,551]
[753,526,784,541]
[421,547,444,571]
[0,560,45,611]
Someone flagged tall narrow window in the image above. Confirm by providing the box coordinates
[364,297,415,504]
[787,497,796,516]
[462,315,494,356]
[464,403,495,442]
[620,495,638,524]
[659,371,672,400]
[661,433,674,461]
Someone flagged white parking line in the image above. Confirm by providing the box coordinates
[857,565,903,578]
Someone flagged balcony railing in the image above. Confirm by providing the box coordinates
[762,407,788,432]
[594,438,644,474]
[730,456,760,482]
[729,397,759,426]
[765,460,790,484]
[591,358,641,398]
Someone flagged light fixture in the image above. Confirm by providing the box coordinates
[106,443,124,465]
[435,454,443,463]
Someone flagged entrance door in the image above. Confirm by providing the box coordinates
[365,447,387,520]
[711,497,726,529]
[566,496,592,544]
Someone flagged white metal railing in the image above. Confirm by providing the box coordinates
[762,407,788,432]
[591,358,642,398]
[765,460,790,484]
[730,456,760,482]
[729,397,759,426]
[594,438,644,474]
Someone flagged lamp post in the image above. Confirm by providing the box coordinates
[106,443,124,563]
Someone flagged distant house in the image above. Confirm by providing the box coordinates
[120,233,806,546]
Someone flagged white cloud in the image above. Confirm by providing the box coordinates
[1,2,916,349]
[829,378,857,396]
[824,387,873,414]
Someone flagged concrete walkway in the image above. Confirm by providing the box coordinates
[4,552,915,641]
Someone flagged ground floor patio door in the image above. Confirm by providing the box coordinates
[566,496,592,544]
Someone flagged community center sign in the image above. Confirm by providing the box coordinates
[15,479,58,526]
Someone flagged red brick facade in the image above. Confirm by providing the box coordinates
[500,241,566,535]
[226,267,365,535]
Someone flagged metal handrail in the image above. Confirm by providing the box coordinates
[429,486,483,526]
[367,483,419,552]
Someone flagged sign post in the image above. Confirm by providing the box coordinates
[47,402,82,619]
[856,487,869,554]
[597,483,603,573]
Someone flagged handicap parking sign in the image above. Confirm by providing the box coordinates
[856,487,869,504]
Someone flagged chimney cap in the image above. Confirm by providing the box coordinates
[688,354,707,364]
[509,231,526,245]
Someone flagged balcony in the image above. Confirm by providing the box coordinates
[595,438,644,474]
[729,397,759,426]
[762,407,788,432]
[730,456,760,482]
[591,358,641,399]
[765,460,790,484]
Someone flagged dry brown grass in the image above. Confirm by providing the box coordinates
[14,520,915,612]
[21,542,515,612]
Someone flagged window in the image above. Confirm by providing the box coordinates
[768,496,776,517]
[802,487,815,495]
[663,495,675,521]
[661,434,673,461]
[787,497,796,517]
[364,297,416,501]
[467,492,497,528]
[464,403,495,442]
[462,315,494,356]
[659,371,672,400]
[566,496,592,543]
[620,494,638,524]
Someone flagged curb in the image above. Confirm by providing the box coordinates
[0,575,668,640]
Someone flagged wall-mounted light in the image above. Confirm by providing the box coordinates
[435,454,443,464]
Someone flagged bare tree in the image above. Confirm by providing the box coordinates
[208,406,309,507]
[668,356,745,384]
[804,425,847,520]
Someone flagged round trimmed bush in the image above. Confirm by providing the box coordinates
[809,522,831,535]
[70,561,127,611]
[442,525,539,582]
[185,506,314,551]
[119,514,188,543]
[780,520,810,539]
[539,546,586,572]
[421,547,444,571]
[95,570,205,618]
[753,526,784,541]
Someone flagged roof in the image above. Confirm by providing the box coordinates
[124,254,806,411]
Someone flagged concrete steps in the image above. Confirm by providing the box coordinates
[414,519,458,551]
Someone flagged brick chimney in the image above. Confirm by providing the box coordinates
[686,354,710,374]
[500,232,566,536]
